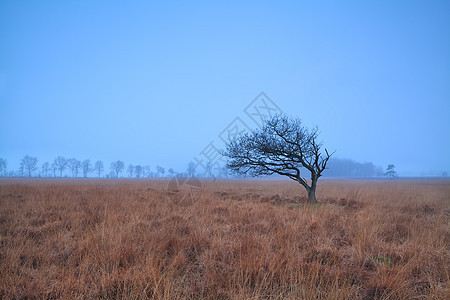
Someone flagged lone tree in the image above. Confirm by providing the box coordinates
[384,164,398,178]
[222,115,333,203]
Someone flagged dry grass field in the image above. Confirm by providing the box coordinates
[0,178,449,299]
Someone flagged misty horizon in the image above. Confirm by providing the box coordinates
[1,1,449,177]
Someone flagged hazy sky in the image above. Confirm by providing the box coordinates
[1,0,449,176]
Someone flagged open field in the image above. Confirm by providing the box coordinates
[0,178,449,299]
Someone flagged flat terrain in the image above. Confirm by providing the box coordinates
[0,178,449,299]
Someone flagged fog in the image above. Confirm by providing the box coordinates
[1,1,449,177]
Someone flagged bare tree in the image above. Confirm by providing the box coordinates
[111,160,124,178]
[0,158,7,176]
[187,161,197,177]
[94,160,104,178]
[204,161,213,177]
[51,163,58,177]
[54,156,68,177]
[68,158,81,178]
[143,165,151,178]
[19,161,24,177]
[135,165,142,178]
[82,159,92,178]
[218,165,228,178]
[127,164,134,178]
[156,165,165,177]
[21,155,38,177]
[41,162,50,177]
[222,115,332,203]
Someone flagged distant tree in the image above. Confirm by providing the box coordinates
[54,156,68,177]
[41,162,50,177]
[168,168,175,177]
[94,160,104,178]
[135,165,142,178]
[127,164,134,178]
[111,160,124,178]
[51,163,58,177]
[143,165,151,178]
[21,155,38,177]
[0,158,7,176]
[156,165,165,177]
[218,165,228,178]
[67,158,81,178]
[375,165,384,176]
[187,161,197,177]
[324,158,381,177]
[384,164,398,178]
[222,115,332,203]
[359,162,375,177]
[18,161,24,177]
[82,159,91,178]
[204,161,214,177]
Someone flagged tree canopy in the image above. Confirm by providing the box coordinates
[222,115,332,203]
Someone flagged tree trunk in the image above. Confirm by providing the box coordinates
[308,176,318,203]
[308,188,317,203]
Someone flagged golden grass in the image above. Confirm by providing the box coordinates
[0,178,449,299]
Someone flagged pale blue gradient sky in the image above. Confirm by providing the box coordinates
[0,0,449,176]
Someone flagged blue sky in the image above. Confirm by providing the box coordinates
[0,0,449,176]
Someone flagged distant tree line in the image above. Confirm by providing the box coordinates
[323,158,384,177]
[0,155,228,178]
[0,155,423,179]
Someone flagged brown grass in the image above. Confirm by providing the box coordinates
[0,178,449,299]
